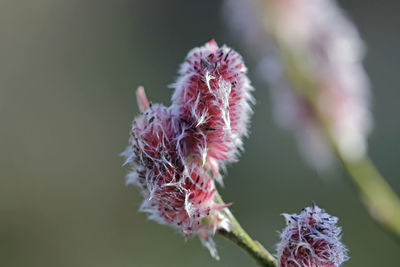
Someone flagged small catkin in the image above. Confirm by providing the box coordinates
[277,203,349,267]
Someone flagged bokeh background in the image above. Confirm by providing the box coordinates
[1,0,399,266]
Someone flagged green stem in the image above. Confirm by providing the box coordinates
[339,155,400,238]
[215,193,277,267]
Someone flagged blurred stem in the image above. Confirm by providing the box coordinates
[340,155,400,238]
[215,192,277,267]
[257,0,400,240]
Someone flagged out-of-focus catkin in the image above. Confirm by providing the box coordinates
[224,0,372,170]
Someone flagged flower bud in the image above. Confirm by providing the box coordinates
[277,203,349,267]
[170,39,254,180]
[123,101,228,259]
[124,40,252,258]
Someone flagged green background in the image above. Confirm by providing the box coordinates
[1,0,399,266]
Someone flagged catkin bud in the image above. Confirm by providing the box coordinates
[277,203,349,267]
[123,97,228,259]
[124,40,253,258]
[170,39,254,180]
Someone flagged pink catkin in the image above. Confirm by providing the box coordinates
[125,105,218,228]
[123,104,227,258]
[123,40,253,258]
[171,39,253,180]
[277,203,349,267]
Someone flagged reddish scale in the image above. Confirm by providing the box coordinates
[148,167,220,235]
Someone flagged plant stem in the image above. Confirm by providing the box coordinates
[215,192,277,267]
[339,155,400,238]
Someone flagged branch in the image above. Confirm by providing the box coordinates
[215,192,277,267]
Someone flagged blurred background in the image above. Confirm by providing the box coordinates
[1,0,399,266]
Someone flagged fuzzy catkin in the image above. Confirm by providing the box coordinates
[277,203,349,267]
[123,40,254,258]
[170,39,254,181]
